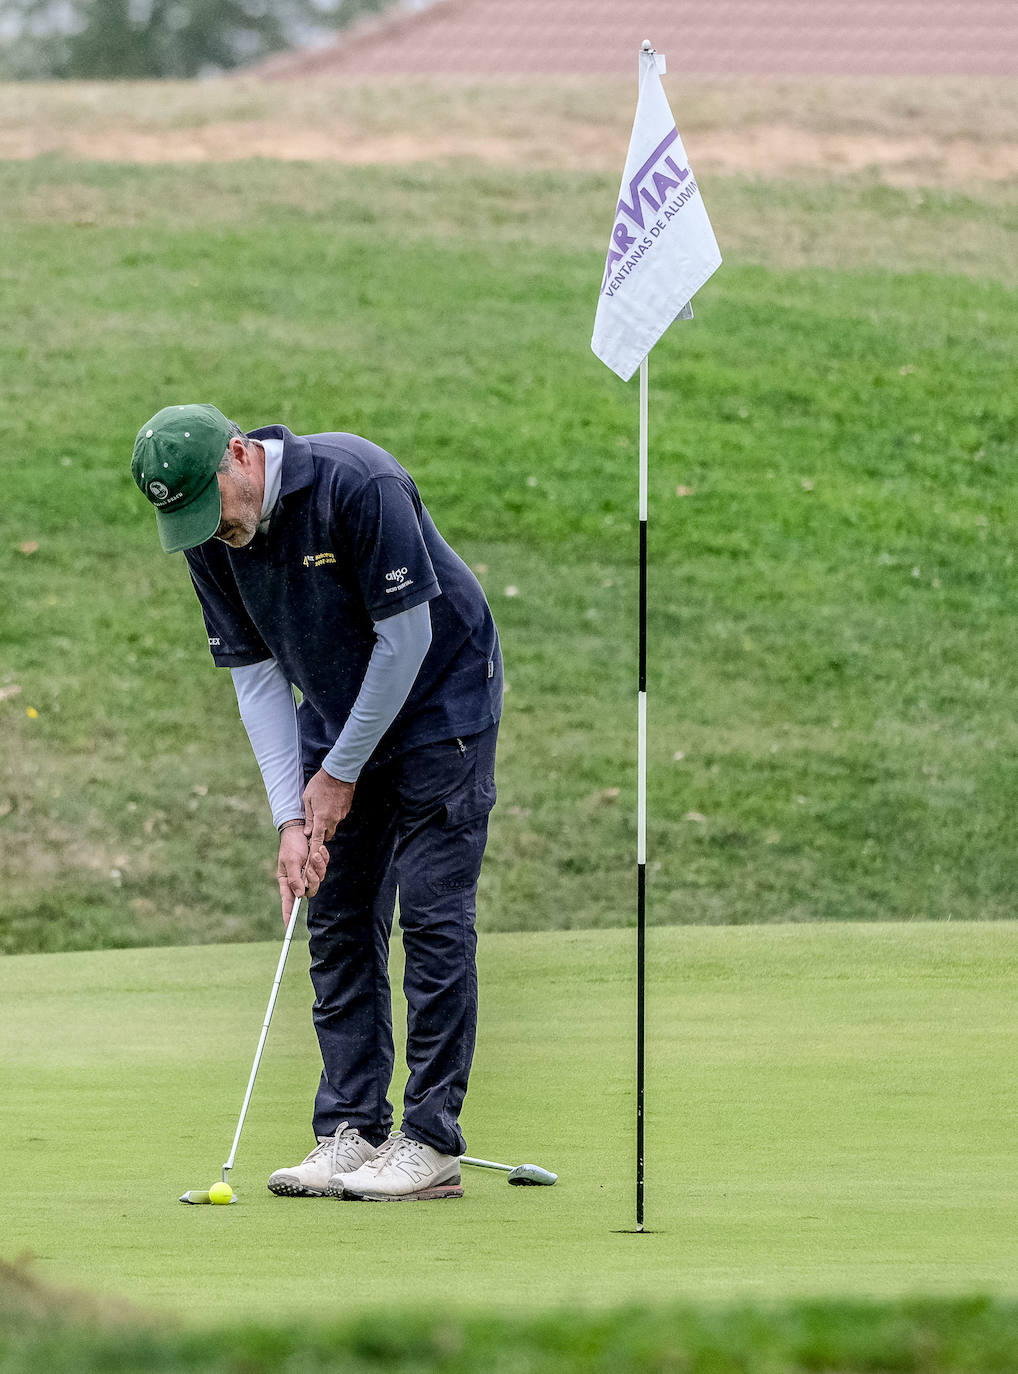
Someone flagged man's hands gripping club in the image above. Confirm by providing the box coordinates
[276,824,327,924]
[275,769,356,923]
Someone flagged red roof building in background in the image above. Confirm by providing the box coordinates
[256,0,1018,79]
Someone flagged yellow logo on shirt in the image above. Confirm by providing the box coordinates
[302,552,337,569]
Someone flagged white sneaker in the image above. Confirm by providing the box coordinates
[267,1123,379,1197]
[331,1131,463,1201]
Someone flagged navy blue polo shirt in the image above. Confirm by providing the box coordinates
[184,426,502,772]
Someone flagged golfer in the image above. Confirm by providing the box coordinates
[132,404,502,1202]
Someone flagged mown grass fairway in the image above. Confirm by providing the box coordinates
[2,923,1016,1319]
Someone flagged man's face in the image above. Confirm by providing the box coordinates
[215,449,262,547]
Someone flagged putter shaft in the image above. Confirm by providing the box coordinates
[222,895,304,1181]
[461,1156,557,1185]
[460,1155,512,1172]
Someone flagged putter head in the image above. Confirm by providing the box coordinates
[179,1189,237,1204]
[507,1164,557,1187]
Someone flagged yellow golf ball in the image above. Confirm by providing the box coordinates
[208,1182,233,1205]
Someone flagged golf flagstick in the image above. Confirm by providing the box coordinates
[637,356,648,1231]
[590,40,722,1232]
[221,894,304,1187]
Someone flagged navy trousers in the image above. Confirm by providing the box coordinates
[305,724,497,1157]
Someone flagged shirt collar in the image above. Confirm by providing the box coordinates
[258,438,283,527]
[246,425,315,500]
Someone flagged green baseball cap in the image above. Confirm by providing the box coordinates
[132,403,232,553]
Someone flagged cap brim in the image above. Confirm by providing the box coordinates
[154,477,222,553]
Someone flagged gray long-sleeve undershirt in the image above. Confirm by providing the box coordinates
[232,600,432,828]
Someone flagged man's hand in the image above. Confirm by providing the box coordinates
[276,824,329,924]
[303,768,356,856]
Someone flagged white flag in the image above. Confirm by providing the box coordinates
[591,47,722,382]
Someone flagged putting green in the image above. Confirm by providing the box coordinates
[1,923,1015,1321]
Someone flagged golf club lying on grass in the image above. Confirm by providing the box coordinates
[180,895,304,1205]
[461,1156,557,1186]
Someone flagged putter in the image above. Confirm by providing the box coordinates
[461,1155,557,1186]
[179,895,304,1204]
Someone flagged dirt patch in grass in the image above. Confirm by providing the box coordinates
[698,127,1018,186]
[7,122,1018,187]
[2,76,1017,186]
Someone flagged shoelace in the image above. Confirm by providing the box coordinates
[305,1122,359,1173]
[362,1131,416,1175]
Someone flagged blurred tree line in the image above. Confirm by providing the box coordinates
[0,0,396,78]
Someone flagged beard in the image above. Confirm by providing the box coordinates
[215,470,262,546]
[216,519,258,547]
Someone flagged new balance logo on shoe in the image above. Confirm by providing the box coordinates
[329,1131,463,1201]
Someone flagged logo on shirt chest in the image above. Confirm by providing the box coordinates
[302,551,337,569]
